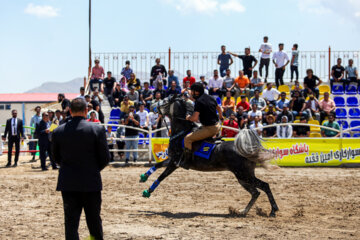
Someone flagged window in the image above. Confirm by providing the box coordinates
[0,105,4,110]
[5,104,11,110]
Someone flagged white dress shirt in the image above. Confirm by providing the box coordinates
[12,118,17,136]
[259,43,272,59]
[208,77,223,89]
[262,88,280,101]
[272,51,289,68]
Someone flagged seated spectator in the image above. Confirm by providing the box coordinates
[276,116,293,138]
[87,110,100,123]
[122,105,140,164]
[208,69,223,97]
[120,96,134,117]
[235,106,248,129]
[126,86,139,107]
[127,73,141,91]
[290,83,304,97]
[249,70,264,97]
[151,92,163,110]
[103,71,116,107]
[181,81,191,95]
[290,90,308,119]
[248,103,262,124]
[234,70,250,98]
[200,75,208,89]
[263,115,277,138]
[121,60,133,80]
[119,76,129,92]
[140,82,153,109]
[276,103,293,123]
[92,88,103,106]
[153,82,166,100]
[106,126,116,162]
[345,59,359,85]
[319,92,336,123]
[221,69,235,96]
[222,113,238,137]
[166,80,181,97]
[236,95,250,112]
[183,70,196,87]
[90,93,104,123]
[263,104,277,124]
[86,104,98,119]
[304,94,320,122]
[293,116,310,137]
[167,70,179,88]
[276,92,290,114]
[321,114,340,137]
[113,83,126,107]
[330,58,346,89]
[138,103,149,135]
[90,59,104,92]
[222,91,235,118]
[150,58,167,87]
[249,90,267,112]
[250,116,263,137]
[303,69,322,99]
[262,83,280,105]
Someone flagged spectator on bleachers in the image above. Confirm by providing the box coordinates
[222,91,235,118]
[250,116,263,137]
[276,103,293,123]
[122,105,140,164]
[303,69,322,99]
[119,76,129,92]
[103,71,116,107]
[106,126,116,162]
[263,115,277,138]
[230,47,258,79]
[276,116,293,138]
[304,94,321,122]
[234,70,250,98]
[126,86,139,107]
[181,81,191,95]
[148,108,160,131]
[150,58,167,87]
[86,104,94,118]
[116,126,125,160]
[121,60,133,80]
[85,94,91,106]
[290,90,308,119]
[218,45,233,77]
[222,113,238,137]
[290,44,299,82]
[153,82,166,100]
[248,103,262,124]
[290,83,304,97]
[250,70,264,97]
[330,58,346,89]
[58,93,71,117]
[78,87,85,100]
[222,69,235,96]
[262,83,280,105]
[151,92,163,110]
[138,103,149,135]
[183,70,196,87]
[345,59,358,85]
[200,75,208,89]
[127,73,141,91]
[208,69,223,97]
[92,89,103,106]
[259,36,272,83]
[250,90,267,112]
[140,82,153,109]
[319,92,336,123]
[90,59,105,92]
[236,95,250,112]
[272,43,290,88]
[293,116,310,137]
[166,80,181,97]
[87,110,100,123]
[321,114,340,137]
[113,83,126,107]
[167,70,179,88]
[276,92,289,114]
[263,104,277,124]
[91,90,104,123]
[235,106,248,129]
[120,96,134,117]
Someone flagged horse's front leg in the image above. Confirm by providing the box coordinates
[140,159,170,182]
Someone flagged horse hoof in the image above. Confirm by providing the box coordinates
[140,174,148,183]
[142,190,151,198]
[269,212,276,217]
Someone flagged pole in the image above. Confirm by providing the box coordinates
[148,127,152,164]
[88,0,92,78]
[168,47,171,71]
[328,46,331,81]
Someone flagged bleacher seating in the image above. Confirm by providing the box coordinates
[353,133,360,138]
[138,133,144,145]
[337,120,349,130]
[309,132,321,138]
[335,108,347,119]
[334,96,345,107]
[346,96,359,107]
[215,96,221,105]
[341,133,351,138]
[109,108,121,120]
[309,120,320,132]
[331,85,344,95]
[349,108,360,119]
[350,121,360,131]
[108,120,119,132]
[278,85,290,95]
[319,85,330,95]
[345,85,357,95]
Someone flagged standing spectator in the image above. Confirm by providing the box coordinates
[262,83,280,105]
[106,126,116,162]
[293,116,310,137]
[140,82,153,109]
[321,114,340,137]
[149,108,160,132]
[54,110,63,124]
[319,92,336,123]
[331,58,346,89]
[290,90,308,119]
[78,87,85,100]
[250,70,264,97]
[2,110,24,167]
[127,73,141,91]
[272,43,290,88]
[276,104,293,123]
[87,111,100,123]
[290,44,299,82]
[258,36,272,82]
[229,47,258,79]
[248,103,262,124]
[29,106,42,162]
[113,83,126,107]
[303,69,322,99]
[275,92,290,114]
[116,126,125,160]
[276,116,293,138]
[120,95,134,117]
[58,93,71,117]
[121,60,133,80]
[153,82,166,100]
[217,45,233,77]
[167,70,179,88]
[221,69,235,96]
[250,116,263,137]
[222,113,238,137]
[48,110,55,123]
[235,106,248,129]
[236,95,250,112]
[123,105,140,163]
[183,70,196,87]
[90,59,105,92]
[249,90,267,112]
[103,71,116,107]
[222,91,235,118]
[345,59,359,85]
[138,103,149,135]
[126,86,139,107]
[166,80,181,97]
[150,58,167,87]
[234,70,250,98]
[36,112,57,170]
[59,111,68,125]
[208,69,223,97]
[263,115,277,138]
[304,94,321,122]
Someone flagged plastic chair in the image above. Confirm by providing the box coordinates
[335,108,347,119]
[236,97,249,104]
[318,85,330,95]
[334,96,345,107]
[144,108,150,113]
[346,96,359,107]
[341,133,351,138]
[138,133,144,145]
[215,96,222,105]
[293,120,300,123]
[337,120,349,130]
[349,108,360,119]
[331,85,344,95]
[310,132,322,138]
[278,85,290,95]
[353,133,360,137]
[345,85,357,95]
[350,121,360,131]
[107,120,119,132]
[109,108,121,120]
[291,85,303,90]
[309,120,320,132]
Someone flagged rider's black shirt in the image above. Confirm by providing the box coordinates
[194,94,218,126]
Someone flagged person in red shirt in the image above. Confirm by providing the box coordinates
[221,113,238,137]
[87,111,100,123]
[236,95,250,111]
[183,70,196,87]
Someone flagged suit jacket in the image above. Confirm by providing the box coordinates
[52,116,110,192]
[36,120,51,145]
[4,118,24,139]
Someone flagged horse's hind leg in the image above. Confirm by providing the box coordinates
[234,173,260,217]
[253,177,279,217]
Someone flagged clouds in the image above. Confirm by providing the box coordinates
[162,0,245,14]
[298,0,360,19]
[24,3,60,18]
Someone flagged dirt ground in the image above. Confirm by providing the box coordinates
[0,155,359,240]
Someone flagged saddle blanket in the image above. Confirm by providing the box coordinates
[193,142,216,160]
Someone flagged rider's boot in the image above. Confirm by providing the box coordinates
[180,148,192,170]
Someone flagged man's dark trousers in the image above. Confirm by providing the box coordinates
[275,68,285,88]
[39,142,56,170]
[8,136,20,164]
[62,191,103,240]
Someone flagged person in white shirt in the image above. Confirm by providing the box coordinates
[272,43,290,88]
[258,36,272,83]
[250,116,263,138]
[78,87,85,99]
[276,116,293,138]
[138,103,149,135]
[248,103,262,124]
[262,83,280,105]
[208,69,223,97]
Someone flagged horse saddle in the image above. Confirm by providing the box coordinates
[192,137,223,160]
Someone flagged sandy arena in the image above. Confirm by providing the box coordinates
[0,155,359,240]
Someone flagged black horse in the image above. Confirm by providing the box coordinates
[140,95,279,217]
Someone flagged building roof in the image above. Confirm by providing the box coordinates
[0,93,79,103]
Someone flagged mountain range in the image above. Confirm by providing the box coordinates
[26,77,84,93]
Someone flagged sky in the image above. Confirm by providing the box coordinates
[1,0,360,93]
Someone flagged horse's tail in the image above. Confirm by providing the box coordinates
[234,129,279,170]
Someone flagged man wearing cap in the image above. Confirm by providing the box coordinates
[122,105,140,164]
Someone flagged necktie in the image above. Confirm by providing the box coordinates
[13,118,17,135]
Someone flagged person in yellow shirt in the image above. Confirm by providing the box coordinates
[234,70,250,98]
[120,95,134,117]
[222,90,235,118]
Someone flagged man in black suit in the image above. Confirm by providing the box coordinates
[2,110,24,167]
[52,98,110,240]
[36,112,57,171]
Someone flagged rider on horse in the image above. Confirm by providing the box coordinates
[182,82,224,168]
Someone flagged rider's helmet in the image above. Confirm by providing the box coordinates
[190,82,204,99]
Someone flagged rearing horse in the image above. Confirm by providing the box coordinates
[140,95,279,217]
